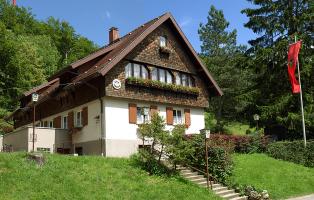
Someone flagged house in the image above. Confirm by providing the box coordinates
[4,13,222,157]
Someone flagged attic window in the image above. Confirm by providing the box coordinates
[160,36,167,47]
[175,72,195,87]
[125,63,149,79]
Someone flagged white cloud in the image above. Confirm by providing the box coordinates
[179,17,192,28]
[105,11,111,19]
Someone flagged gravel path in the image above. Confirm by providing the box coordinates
[286,194,314,200]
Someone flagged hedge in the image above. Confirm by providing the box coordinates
[266,140,314,167]
[185,134,270,154]
[209,134,270,154]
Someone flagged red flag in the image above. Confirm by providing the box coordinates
[287,41,302,93]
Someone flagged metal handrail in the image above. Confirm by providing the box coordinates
[183,163,218,190]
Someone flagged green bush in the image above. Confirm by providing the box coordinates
[267,140,314,167]
[130,150,174,176]
[186,134,233,184]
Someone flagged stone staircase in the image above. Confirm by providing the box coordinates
[178,165,247,200]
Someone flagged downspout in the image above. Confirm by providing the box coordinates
[99,97,105,156]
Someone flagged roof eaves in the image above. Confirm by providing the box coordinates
[99,13,171,76]
[167,15,223,96]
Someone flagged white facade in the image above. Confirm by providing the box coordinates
[12,97,205,157]
[3,127,69,153]
[104,97,205,157]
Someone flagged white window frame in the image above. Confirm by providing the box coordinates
[137,107,150,124]
[160,36,167,47]
[75,111,82,127]
[62,115,68,129]
[125,63,149,79]
[48,121,53,128]
[173,109,184,125]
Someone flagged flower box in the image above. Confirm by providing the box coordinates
[125,77,199,96]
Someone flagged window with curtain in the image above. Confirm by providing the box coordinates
[125,63,149,79]
[166,71,173,84]
[160,36,167,47]
[175,72,194,87]
[173,109,183,124]
[151,67,173,84]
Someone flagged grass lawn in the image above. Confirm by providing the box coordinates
[231,153,314,199]
[225,122,256,135]
[0,153,221,200]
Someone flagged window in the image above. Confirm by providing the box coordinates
[75,111,82,127]
[182,74,187,86]
[133,63,141,78]
[48,121,53,128]
[125,63,149,79]
[175,72,195,87]
[176,73,181,85]
[151,68,173,84]
[159,68,165,83]
[37,147,50,153]
[173,110,183,124]
[62,116,68,129]
[166,71,173,84]
[137,107,150,124]
[160,36,167,47]
[152,68,158,81]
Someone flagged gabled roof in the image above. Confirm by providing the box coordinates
[68,12,222,96]
[24,13,223,102]
[23,78,60,97]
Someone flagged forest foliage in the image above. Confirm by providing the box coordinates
[0,0,98,133]
[199,1,314,139]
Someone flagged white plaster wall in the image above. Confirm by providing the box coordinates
[104,97,205,157]
[30,99,101,144]
[28,127,55,153]
[104,97,204,140]
[71,100,101,143]
[3,128,29,151]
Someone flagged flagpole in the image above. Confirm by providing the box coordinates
[295,36,307,147]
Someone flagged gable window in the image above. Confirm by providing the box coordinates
[175,72,195,87]
[62,116,68,129]
[137,107,150,124]
[125,63,148,79]
[160,36,167,47]
[173,110,183,124]
[151,68,173,84]
[75,111,82,127]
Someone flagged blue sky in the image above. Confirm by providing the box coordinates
[17,0,257,52]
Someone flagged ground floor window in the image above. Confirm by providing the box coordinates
[173,109,183,124]
[48,121,53,128]
[75,111,82,127]
[137,107,150,124]
[37,147,50,153]
[62,116,68,129]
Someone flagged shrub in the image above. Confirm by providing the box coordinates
[130,150,174,176]
[266,140,314,167]
[186,133,233,184]
[210,134,270,154]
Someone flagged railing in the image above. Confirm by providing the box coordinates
[182,163,218,190]
[148,147,217,190]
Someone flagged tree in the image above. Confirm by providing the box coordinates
[138,114,169,162]
[0,0,98,134]
[242,0,314,138]
[198,5,255,132]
